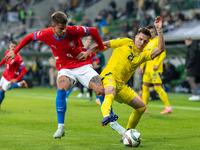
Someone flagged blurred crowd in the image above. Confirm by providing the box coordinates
[1,0,200,52]
[94,0,200,41]
[1,0,200,92]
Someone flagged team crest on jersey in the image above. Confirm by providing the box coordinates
[108,78,113,82]
[152,74,157,79]
[69,41,75,48]
[10,59,14,65]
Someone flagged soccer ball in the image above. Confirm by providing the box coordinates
[123,129,142,147]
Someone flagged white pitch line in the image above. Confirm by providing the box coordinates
[148,104,200,111]
[7,91,200,111]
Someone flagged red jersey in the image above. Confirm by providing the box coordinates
[1,50,25,81]
[34,26,94,71]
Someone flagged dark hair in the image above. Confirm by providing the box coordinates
[51,11,68,25]
[146,25,154,30]
[10,41,17,45]
[137,27,151,38]
[185,37,192,41]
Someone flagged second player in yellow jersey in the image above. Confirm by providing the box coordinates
[139,25,172,114]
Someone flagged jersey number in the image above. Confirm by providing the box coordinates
[127,53,134,62]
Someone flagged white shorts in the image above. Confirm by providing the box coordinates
[0,76,12,91]
[57,64,99,88]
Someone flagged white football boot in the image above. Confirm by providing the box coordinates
[53,124,65,138]
[77,93,84,98]
[110,121,126,136]
[188,95,200,101]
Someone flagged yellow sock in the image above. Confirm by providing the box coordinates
[126,105,147,129]
[101,94,114,117]
[154,86,170,107]
[142,84,150,105]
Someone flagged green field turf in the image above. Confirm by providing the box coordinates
[0,87,200,150]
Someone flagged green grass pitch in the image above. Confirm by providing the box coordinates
[0,87,200,150]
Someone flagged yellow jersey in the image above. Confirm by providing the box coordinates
[101,38,152,83]
[140,36,166,73]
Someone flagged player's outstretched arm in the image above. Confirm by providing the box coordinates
[76,41,110,60]
[5,33,35,61]
[87,27,105,50]
[0,58,6,66]
[151,16,165,59]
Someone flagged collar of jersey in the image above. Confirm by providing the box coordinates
[53,33,66,41]
[133,44,142,53]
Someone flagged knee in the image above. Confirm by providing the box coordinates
[95,86,104,96]
[154,86,161,92]
[137,104,147,113]
[140,101,146,109]
[142,84,149,91]
[57,85,67,91]
[0,87,5,92]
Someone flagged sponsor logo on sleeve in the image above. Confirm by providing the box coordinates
[81,26,86,33]
[20,62,24,65]
[37,31,40,36]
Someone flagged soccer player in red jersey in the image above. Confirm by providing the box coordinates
[5,11,111,138]
[0,41,28,108]
[76,36,100,100]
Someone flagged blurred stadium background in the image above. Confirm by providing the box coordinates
[0,0,200,92]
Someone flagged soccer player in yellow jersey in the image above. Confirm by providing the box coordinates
[77,16,165,136]
[139,25,172,114]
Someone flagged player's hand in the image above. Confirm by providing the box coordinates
[76,52,89,60]
[93,61,98,69]
[153,65,158,71]
[5,51,16,61]
[10,79,17,84]
[154,16,162,30]
[139,68,144,74]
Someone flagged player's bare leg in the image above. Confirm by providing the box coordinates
[88,75,104,96]
[54,76,71,139]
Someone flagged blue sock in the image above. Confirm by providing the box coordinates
[66,87,73,99]
[9,83,19,90]
[95,93,98,99]
[99,95,105,105]
[0,90,5,105]
[99,95,114,115]
[56,90,67,124]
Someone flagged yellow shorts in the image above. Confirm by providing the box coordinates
[100,73,137,104]
[143,72,162,84]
